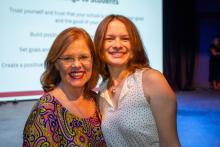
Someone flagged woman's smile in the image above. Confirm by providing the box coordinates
[69,70,85,79]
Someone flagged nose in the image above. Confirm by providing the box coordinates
[113,38,122,49]
[71,59,82,68]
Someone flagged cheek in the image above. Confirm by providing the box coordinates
[103,42,109,49]
[102,53,110,63]
[55,63,67,78]
[102,45,109,55]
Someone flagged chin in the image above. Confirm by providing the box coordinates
[68,80,87,88]
[71,84,86,89]
[109,61,128,66]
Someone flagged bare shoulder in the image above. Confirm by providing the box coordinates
[142,69,180,146]
[142,68,166,85]
[142,68,176,102]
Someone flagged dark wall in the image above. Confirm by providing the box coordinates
[195,0,220,87]
[163,0,197,90]
[163,0,220,90]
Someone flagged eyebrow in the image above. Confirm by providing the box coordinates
[61,52,91,56]
[105,34,129,37]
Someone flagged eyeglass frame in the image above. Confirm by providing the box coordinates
[57,54,92,65]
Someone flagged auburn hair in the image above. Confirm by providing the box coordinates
[40,27,99,95]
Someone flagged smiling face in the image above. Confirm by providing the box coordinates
[55,38,93,89]
[103,19,132,69]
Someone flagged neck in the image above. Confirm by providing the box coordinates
[58,83,85,101]
[109,68,130,87]
[109,65,127,78]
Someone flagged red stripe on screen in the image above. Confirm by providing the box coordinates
[0,90,44,97]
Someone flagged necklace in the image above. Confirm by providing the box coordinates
[110,84,117,95]
[108,71,130,96]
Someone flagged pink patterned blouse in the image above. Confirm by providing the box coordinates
[23,93,106,147]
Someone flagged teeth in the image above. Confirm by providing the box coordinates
[72,72,83,76]
[70,72,84,78]
[111,52,124,57]
[111,52,124,54]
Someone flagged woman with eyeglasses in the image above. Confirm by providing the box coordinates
[23,27,106,147]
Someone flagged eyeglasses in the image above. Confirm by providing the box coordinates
[58,55,92,65]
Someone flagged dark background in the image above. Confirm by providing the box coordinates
[163,0,220,90]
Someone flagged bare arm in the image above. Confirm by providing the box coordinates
[143,69,180,147]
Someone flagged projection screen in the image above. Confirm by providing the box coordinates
[0,0,162,101]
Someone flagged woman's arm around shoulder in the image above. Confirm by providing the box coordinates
[142,69,181,147]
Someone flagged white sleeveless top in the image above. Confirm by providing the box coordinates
[99,69,159,147]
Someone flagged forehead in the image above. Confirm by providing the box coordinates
[106,19,128,35]
[63,38,91,55]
